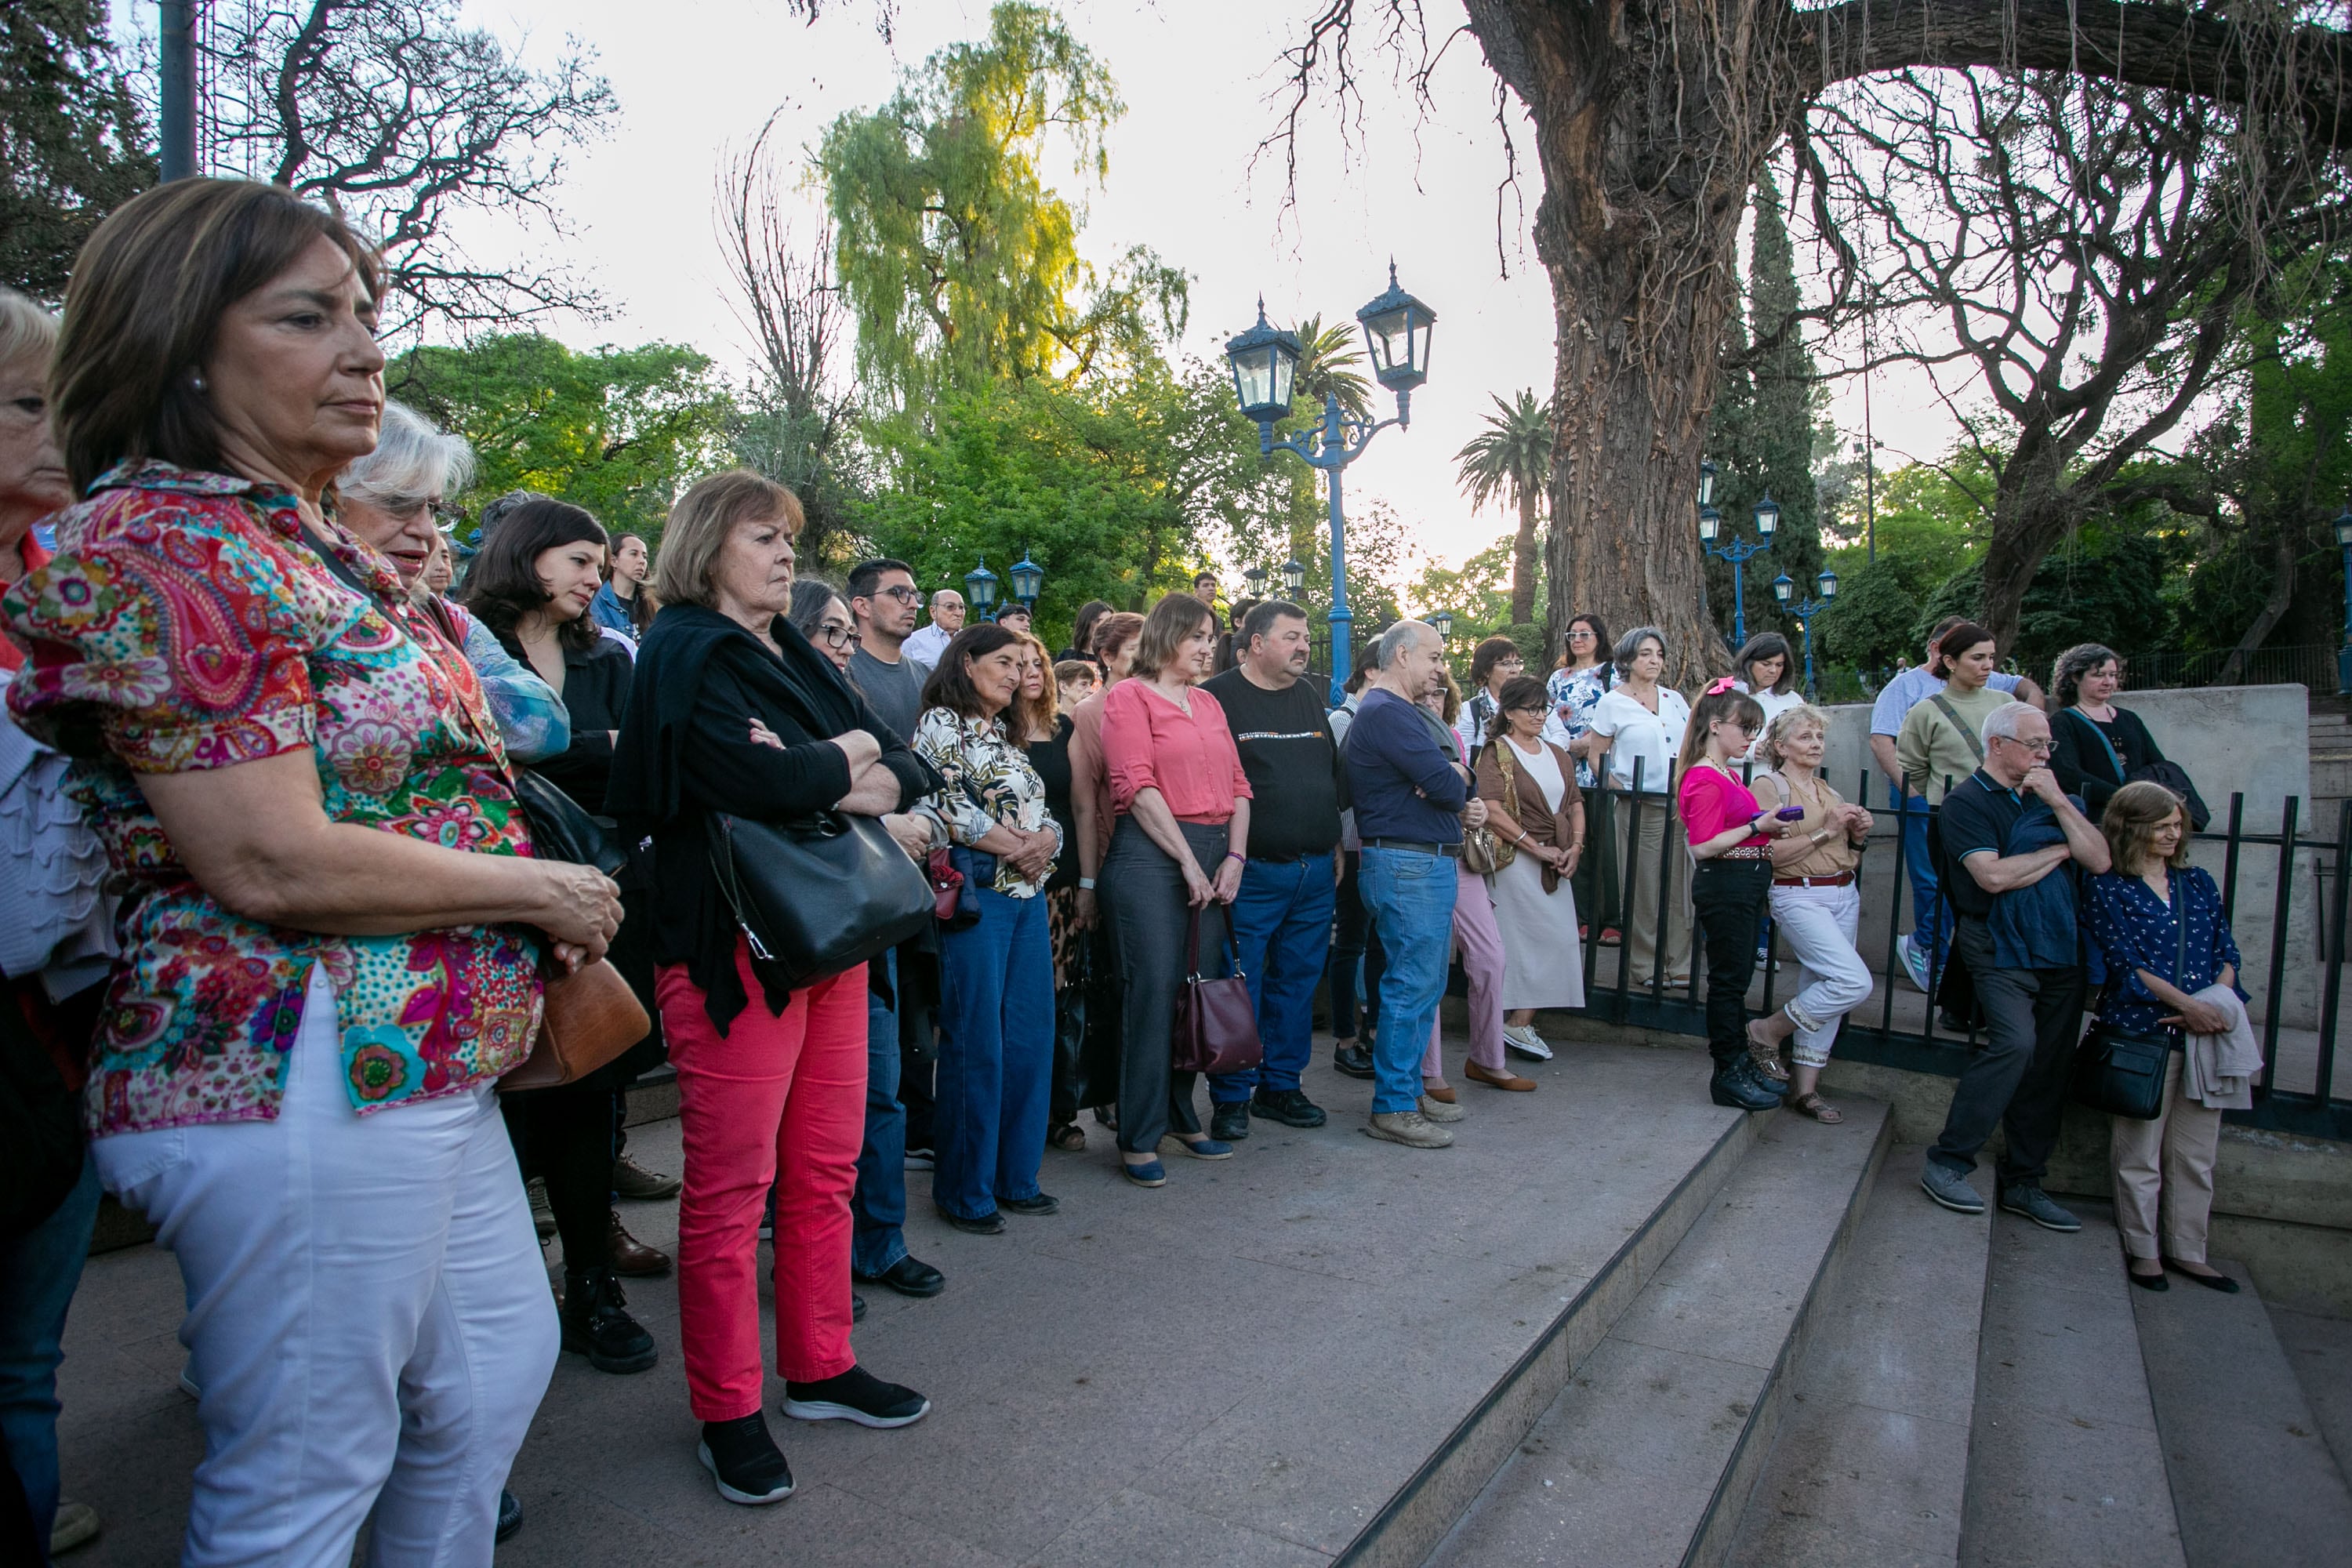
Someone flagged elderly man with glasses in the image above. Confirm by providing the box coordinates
[1918,701,2111,1229]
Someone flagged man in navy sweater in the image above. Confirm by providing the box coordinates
[1345,620,1488,1148]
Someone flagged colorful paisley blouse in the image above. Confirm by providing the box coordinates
[2,463,543,1135]
[913,706,1062,898]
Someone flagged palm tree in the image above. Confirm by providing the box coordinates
[1455,388,1555,625]
[1290,314,1374,422]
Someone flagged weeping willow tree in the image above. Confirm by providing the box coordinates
[815,2,1189,418]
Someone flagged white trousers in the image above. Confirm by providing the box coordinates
[93,968,557,1568]
[1766,883,1871,1068]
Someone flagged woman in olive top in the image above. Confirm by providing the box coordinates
[2048,643,2170,818]
[1895,621,2009,805]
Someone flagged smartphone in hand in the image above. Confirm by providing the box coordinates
[1775,806,1807,821]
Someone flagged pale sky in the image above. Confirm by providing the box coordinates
[143,0,1960,572]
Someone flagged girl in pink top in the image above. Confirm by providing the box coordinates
[1677,682,1799,1111]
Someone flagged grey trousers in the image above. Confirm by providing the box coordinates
[1099,815,1231,1155]
[1929,916,2085,1185]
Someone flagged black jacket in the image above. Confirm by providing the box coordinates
[2049,703,2165,818]
[496,631,633,813]
[607,604,932,1032]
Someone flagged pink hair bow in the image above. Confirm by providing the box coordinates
[1704,675,1740,696]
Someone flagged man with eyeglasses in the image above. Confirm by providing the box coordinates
[904,588,966,668]
[848,558,931,743]
[1918,701,2111,1230]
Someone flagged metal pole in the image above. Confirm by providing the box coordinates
[1323,393,1352,707]
[2339,542,2352,697]
[160,0,198,182]
[1730,556,1745,645]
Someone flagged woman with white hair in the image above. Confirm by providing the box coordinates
[339,401,570,764]
[1743,705,1875,1121]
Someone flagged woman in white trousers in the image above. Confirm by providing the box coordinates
[1742,706,1875,1122]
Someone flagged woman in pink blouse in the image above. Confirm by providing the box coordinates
[1097,592,1253,1186]
[5,181,620,1566]
[1676,681,1798,1112]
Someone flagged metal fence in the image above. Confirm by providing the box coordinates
[1571,762,2351,1142]
[2116,642,2340,694]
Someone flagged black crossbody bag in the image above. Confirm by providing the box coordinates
[2071,872,2187,1120]
[708,811,935,993]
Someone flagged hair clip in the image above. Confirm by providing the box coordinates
[1704,675,1740,696]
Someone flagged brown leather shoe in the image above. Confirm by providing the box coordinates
[1465,1061,1536,1092]
[1421,1081,1457,1104]
[608,1210,672,1278]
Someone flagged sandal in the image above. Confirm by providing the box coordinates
[1047,1122,1087,1152]
[1787,1091,1843,1124]
[1744,1020,1791,1083]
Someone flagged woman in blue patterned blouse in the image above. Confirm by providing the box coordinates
[2084,781,2248,1294]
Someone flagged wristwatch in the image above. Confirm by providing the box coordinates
[1077,877,1097,891]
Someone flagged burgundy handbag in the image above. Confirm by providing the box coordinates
[1172,907,1263,1076]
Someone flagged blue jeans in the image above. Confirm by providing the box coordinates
[851,948,908,1278]
[1212,852,1338,1103]
[0,1150,100,1558]
[1889,782,1951,964]
[1357,846,1459,1114]
[934,862,1055,1221]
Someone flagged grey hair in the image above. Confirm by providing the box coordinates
[1613,625,1667,669]
[1759,702,1832,770]
[930,588,964,609]
[0,289,59,371]
[1375,619,1437,670]
[340,401,474,510]
[1981,700,2044,745]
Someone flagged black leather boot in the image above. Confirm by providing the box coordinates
[561,1267,657,1374]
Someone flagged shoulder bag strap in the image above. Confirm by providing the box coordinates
[1185,906,1205,982]
[2170,869,2190,999]
[1929,694,1987,764]
[2067,706,2127,781]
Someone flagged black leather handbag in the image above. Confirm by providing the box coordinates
[2071,874,2188,1121]
[512,768,626,879]
[707,811,935,991]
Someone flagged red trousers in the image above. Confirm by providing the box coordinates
[658,942,867,1421]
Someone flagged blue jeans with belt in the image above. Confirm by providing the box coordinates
[933,850,1055,1221]
[1357,845,1459,1115]
[1212,851,1338,1104]
[851,947,909,1279]
[0,1151,100,1559]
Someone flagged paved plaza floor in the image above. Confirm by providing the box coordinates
[51,1033,1752,1566]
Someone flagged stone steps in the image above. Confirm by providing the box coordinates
[1413,1101,1893,1568]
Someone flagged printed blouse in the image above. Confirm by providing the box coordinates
[2085,866,2245,1037]
[1544,664,1610,788]
[913,706,1062,897]
[2,463,543,1136]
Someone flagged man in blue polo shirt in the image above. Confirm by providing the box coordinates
[1918,701,2110,1229]
[1345,620,1488,1149]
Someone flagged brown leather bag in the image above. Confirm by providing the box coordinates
[499,958,648,1093]
[1171,908,1263,1076]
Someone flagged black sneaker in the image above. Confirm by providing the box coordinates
[1332,1044,1376,1080]
[1210,1102,1251,1141]
[1708,1062,1780,1112]
[852,1290,866,1323]
[782,1364,931,1428]
[496,1488,523,1542]
[699,1413,794,1504]
[1251,1088,1328,1127]
[1000,1192,1060,1217]
[561,1269,657,1374]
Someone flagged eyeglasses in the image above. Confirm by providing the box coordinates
[1568,628,1595,640]
[815,622,861,648]
[1496,657,1526,670]
[1993,735,2055,755]
[865,585,921,604]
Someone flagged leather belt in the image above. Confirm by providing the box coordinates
[1718,845,1772,862]
[1774,871,1857,887]
[1363,838,1462,858]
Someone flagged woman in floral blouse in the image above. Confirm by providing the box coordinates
[3,179,620,1566]
[913,622,1064,1233]
[1545,612,1619,945]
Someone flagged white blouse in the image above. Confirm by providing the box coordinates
[1588,686,1691,793]
[1503,733,1568,811]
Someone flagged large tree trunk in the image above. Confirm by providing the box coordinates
[1509,485,1539,626]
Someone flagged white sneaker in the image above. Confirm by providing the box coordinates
[1502,1024,1554,1062]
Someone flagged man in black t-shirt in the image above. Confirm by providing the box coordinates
[1918,701,2111,1232]
[1201,601,1349,1139]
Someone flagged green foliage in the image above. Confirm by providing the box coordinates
[392,334,735,539]
[0,0,153,300]
[1290,315,1373,421]
[1916,507,2176,680]
[818,2,1186,414]
[1410,532,1530,641]
[1455,388,1553,624]
[1813,557,1918,671]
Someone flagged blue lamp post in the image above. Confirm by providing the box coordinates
[1009,550,1044,611]
[2335,508,2352,695]
[1772,568,1839,699]
[1700,478,1777,644]
[964,557,1000,621]
[1227,264,1437,704]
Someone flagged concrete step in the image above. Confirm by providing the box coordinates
[1421,1101,1893,1568]
[1723,1145,1992,1567]
[2132,1260,2352,1566]
[2269,1303,2352,1480]
[1960,1201,2184,1566]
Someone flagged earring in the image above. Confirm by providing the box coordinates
[189,374,208,393]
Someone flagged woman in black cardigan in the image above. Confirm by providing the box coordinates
[2047,643,2168,817]
[607,471,936,1506]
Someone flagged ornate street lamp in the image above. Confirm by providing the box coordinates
[1773,568,1840,699]
[1698,469,1774,644]
[964,557,1000,619]
[1430,608,1455,641]
[1008,550,1044,609]
[1225,301,1302,429]
[1243,563,1269,598]
[1281,558,1306,596]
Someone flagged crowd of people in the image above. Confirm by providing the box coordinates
[0,177,2262,1564]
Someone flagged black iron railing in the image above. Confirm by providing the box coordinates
[1567,764,2351,1142]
